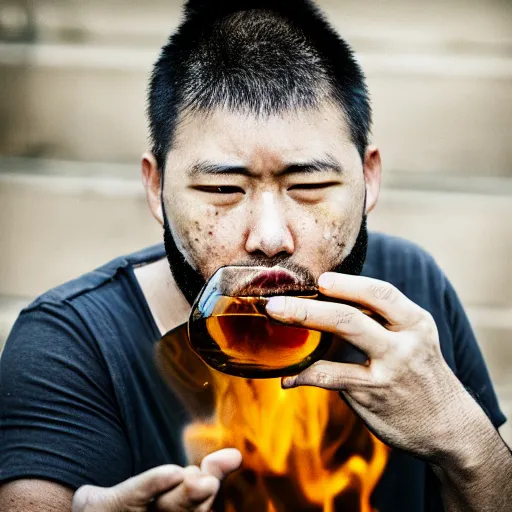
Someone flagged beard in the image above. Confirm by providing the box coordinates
[162,206,368,306]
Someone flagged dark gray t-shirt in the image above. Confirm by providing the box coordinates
[0,232,506,511]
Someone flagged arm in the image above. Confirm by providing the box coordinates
[265,272,512,511]
[0,450,242,512]
[429,278,511,510]
[0,480,73,512]
[428,393,512,511]
[0,302,133,489]
[0,302,243,511]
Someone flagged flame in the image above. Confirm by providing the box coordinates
[184,373,390,511]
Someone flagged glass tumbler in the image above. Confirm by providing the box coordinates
[187,265,333,378]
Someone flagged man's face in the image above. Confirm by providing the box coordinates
[158,100,378,302]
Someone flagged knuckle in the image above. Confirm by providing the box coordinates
[72,485,115,511]
[413,310,435,333]
[183,467,201,486]
[315,370,331,385]
[369,282,396,302]
[302,362,336,388]
[370,364,390,388]
[179,472,218,509]
[72,486,92,510]
[332,308,355,330]
[287,298,308,324]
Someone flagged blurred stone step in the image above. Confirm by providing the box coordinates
[470,318,512,390]
[368,187,512,307]
[3,0,511,48]
[0,295,30,350]
[470,311,512,443]
[0,37,511,174]
[1,157,511,307]
[0,159,162,299]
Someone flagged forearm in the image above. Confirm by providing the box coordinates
[430,389,512,512]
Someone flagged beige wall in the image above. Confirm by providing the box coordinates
[0,0,511,443]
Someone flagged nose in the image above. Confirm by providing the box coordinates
[244,192,295,258]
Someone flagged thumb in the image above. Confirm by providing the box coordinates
[72,465,184,511]
[200,448,242,479]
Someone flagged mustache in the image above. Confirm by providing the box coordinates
[215,257,318,291]
[223,256,314,275]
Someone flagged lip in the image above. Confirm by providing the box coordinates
[248,269,299,289]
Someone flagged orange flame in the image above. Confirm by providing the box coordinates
[184,373,390,511]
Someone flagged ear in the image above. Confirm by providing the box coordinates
[362,145,382,215]
[141,152,164,226]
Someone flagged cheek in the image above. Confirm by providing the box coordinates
[311,216,353,263]
[300,189,364,268]
[324,215,359,258]
[173,205,244,276]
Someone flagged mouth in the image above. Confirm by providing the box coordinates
[248,269,299,289]
[235,267,317,297]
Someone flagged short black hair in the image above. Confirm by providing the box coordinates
[148,0,371,172]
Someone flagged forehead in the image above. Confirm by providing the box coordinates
[166,100,359,173]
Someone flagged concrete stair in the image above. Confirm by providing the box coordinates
[1,42,510,176]
[3,0,512,46]
[0,0,510,447]
[0,159,162,300]
[0,0,511,174]
[0,295,30,346]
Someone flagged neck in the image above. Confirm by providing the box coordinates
[133,257,191,336]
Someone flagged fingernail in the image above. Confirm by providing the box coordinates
[318,273,336,290]
[266,296,286,316]
[282,376,297,389]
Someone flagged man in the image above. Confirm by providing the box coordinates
[1,0,510,510]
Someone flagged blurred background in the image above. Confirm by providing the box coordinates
[0,0,511,443]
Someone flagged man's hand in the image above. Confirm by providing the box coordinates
[72,448,242,512]
[267,272,512,510]
[265,272,485,461]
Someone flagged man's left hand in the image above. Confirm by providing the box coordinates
[266,272,480,462]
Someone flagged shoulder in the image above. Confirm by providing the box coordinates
[363,231,450,317]
[4,244,165,365]
[364,231,446,296]
[364,232,459,368]
[364,231,441,278]
[24,243,165,312]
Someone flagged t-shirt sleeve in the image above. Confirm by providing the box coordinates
[444,278,507,429]
[0,301,133,490]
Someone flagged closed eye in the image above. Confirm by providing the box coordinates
[193,186,245,194]
[288,182,339,190]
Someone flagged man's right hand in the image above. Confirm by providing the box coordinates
[71,448,242,512]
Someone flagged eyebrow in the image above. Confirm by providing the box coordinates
[188,154,345,177]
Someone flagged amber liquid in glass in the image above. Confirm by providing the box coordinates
[188,295,332,378]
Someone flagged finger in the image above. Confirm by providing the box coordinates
[72,465,185,511]
[281,360,372,391]
[153,465,219,511]
[317,273,423,328]
[113,465,184,505]
[266,296,390,357]
[200,448,242,479]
